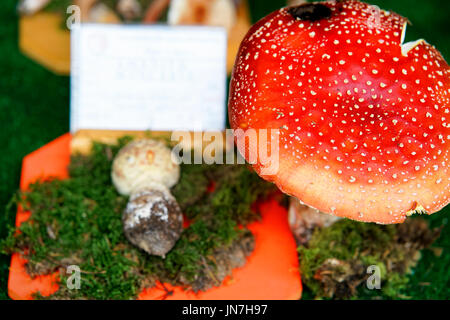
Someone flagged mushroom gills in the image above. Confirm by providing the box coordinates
[17,0,50,15]
[406,203,427,217]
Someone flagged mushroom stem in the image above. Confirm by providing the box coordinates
[288,197,340,245]
[122,184,183,258]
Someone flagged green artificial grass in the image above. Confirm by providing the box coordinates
[0,0,449,300]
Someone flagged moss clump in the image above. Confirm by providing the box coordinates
[1,137,275,299]
[298,218,441,299]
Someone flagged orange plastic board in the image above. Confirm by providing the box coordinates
[8,134,302,300]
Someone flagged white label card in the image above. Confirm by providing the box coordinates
[70,24,227,132]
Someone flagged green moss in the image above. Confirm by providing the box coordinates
[0,138,275,299]
[299,218,441,299]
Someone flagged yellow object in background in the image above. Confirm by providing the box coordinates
[226,0,251,74]
[19,12,71,75]
[19,2,121,75]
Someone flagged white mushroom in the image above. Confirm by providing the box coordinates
[112,139,183,257]
[112,139,179,196]
[74,0,98,22]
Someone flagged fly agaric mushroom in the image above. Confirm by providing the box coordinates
[112,139,183,257]
[228,0,450,224]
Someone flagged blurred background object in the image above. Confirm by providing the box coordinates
[17,0,251,74]
[167,0,237,33]
[78,0,120,23]
[19,12,72,74]
[117,0,143,20]
[17,0,51,15]
[286,0,306,6]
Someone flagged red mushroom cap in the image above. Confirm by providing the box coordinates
[228,0,450,224]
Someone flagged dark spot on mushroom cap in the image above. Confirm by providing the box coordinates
[288,3,332,22]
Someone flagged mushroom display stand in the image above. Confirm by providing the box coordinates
[7,133,302,300]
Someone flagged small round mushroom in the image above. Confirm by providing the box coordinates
[112,139,183,257]
[112,139,180,196]
[228,1,450,223]
[122,185,183,257]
